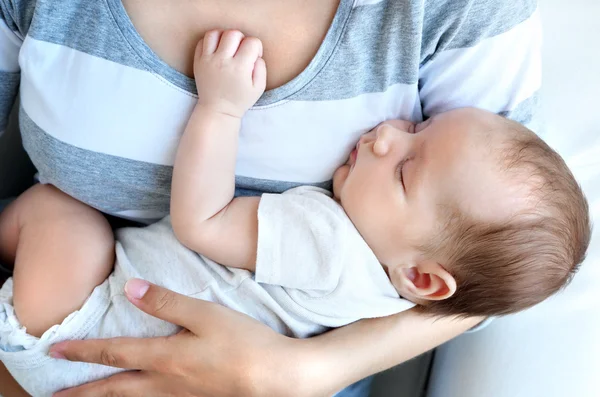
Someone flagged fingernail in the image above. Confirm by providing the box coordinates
[49,350,66,360]
[125,278,150,300]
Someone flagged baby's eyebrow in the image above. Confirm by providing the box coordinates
[415,117,433,132]
[412,139,428,181]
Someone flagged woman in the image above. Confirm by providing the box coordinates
[0,0,541,395]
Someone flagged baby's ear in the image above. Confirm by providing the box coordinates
[392,260,456,302]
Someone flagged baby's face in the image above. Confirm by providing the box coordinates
[333,108,521,289]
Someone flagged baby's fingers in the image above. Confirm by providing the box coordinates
[236,37,263,63]
[201,29,223,56]
[253,57,267,91]
[216,30,245,58]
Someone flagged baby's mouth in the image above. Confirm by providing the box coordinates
[348,141,361,165]
[349,148,357,164]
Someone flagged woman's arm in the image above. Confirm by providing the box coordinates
[50,279,483,397]
[301,310,483,394]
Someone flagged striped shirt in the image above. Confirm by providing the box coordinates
[0,0,541,223]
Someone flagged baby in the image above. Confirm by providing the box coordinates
[0,30,591,395]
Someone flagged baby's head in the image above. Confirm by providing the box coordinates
[333,108,591,317]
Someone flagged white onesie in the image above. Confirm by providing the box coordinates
[0,186,414,396]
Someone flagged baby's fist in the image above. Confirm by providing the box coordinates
[194,30,267,118]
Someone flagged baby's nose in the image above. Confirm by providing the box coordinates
[374,124,402,143]
[383,120,416,133]
[359,129,377,145]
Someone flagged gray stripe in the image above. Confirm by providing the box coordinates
[289,0,421,101]
[20,108,329,217]
[500,92,541,132]
[26,0,150,73]
[104,0,193,92]
[256,0,353,105]
[20,106,173,215]
[0,71,19,133]
[421,0,537,64]
[0,0,36,36]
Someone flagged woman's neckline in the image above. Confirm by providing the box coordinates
[105,0,355,106]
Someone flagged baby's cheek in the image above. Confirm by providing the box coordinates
[332,165,350,199]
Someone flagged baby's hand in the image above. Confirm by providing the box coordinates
[194,30,267,118]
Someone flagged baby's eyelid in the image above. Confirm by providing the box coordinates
[397,158,409,190]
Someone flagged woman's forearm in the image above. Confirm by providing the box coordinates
[291,309,485,396]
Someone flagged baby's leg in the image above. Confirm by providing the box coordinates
[0,185,114,337]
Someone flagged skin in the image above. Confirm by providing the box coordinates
[0,0,488,394]
[121,0,339,90]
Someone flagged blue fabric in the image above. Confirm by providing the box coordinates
[335,376,373,397]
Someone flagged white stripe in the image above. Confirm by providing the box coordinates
[20,37,196,166]
[19,37,422,183]
[0,18,22,72]
[419,9,542,116]
[353,0,385,7]
[238,83,421,182]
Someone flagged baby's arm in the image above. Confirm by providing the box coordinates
[171,30,266,271]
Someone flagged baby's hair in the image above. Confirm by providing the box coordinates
[421,117,591,317]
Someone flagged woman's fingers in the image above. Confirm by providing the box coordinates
[124,279,265,334]
[53,371,174,397]
[123,279,201,330]
[49,335,182,372]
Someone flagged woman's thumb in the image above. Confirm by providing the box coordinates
[124,278,196,329]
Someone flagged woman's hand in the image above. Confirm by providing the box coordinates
[50,279,306,397]
[49,279,484,397]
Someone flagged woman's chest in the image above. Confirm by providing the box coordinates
[122,0,340,90]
